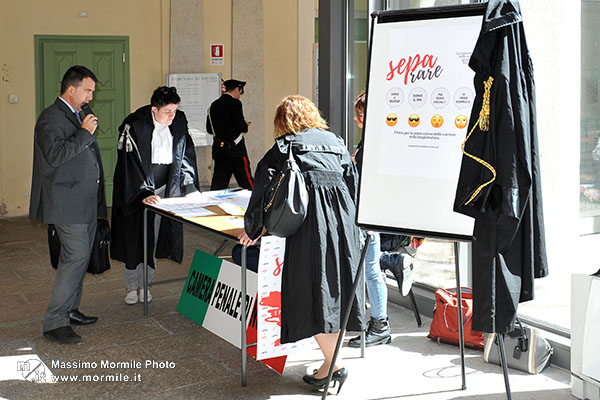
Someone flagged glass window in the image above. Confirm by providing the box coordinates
[580,0,600,234]
[349,0,369,154]
[518,0,600,333]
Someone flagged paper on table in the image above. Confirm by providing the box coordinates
[153,197,217,217]
[201,189,252,208]
[207,190,251,216]
[174,208,216,217]
[227,217,245,229]
[218,202,246,216]
[152,190,251,218]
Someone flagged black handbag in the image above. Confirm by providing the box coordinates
[47,219,111,274]
[483,319,553,374]
[263,138,309,237]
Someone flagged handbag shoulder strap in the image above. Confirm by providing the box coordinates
[286,136,295,161]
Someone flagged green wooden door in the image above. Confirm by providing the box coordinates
[35,35,130,206]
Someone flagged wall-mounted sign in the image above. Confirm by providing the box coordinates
[210,44,224,66]
[166,73,221,147]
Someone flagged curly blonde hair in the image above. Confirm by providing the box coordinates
[273,95,329,138]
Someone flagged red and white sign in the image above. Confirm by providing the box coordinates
[256,236,315,360]
[210,44,224,66]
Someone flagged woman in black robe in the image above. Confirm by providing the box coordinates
[111,86,199,305]
[239,95,365,393]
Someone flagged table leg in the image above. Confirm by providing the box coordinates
[241,245,248,386]
[143,207,149,316]
[454,241,466,390]
[212,239,229,256]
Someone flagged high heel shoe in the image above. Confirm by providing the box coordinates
[302,367,348,394]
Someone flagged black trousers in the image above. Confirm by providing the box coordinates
[211,155,254,190]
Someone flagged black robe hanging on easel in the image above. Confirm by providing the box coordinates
[453,0,548,334]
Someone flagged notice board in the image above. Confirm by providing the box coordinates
[166,73,222,147]
[356,5,486,241]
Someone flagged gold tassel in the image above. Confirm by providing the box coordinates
[478,77,493,131]
[461,76,496,206]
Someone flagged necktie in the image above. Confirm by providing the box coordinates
[74,111,82,124]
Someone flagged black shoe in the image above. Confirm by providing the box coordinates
[380,252,400,274]
[348,317,391,348]
[69,309,98,325]
[43,326,81,344]
[303,367,348,394]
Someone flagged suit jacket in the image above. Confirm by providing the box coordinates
[29,98,107,224]
[206,93,248,158]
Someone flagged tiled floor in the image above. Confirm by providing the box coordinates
[0,216,574,399]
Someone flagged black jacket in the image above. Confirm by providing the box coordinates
[110,105,199,269]
[453,0,548,333]
[206,93,248,158]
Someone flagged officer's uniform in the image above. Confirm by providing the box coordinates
[206,79,254,190]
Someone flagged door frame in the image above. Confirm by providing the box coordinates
[34,35,130,117]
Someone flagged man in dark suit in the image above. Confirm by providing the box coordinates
[206,79,254,190]
[29,65,107,344]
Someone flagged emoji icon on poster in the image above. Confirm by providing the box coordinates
[455,115,468,129]
[431,114,444,128]
[386,113,398,127]
[408,114,420,127]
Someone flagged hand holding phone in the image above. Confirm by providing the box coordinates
[81,103,94,116]
[80,103,98,134]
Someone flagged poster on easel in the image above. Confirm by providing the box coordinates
[166,73,221,147]
[357,6,484,240]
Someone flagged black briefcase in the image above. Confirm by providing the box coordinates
[47,219,111,274]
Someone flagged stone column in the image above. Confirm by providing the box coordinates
[232,0,265,177]
[170,0,211,186]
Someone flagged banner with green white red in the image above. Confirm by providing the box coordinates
[176,237,313,374]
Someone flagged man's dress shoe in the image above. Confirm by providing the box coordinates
[69,309,98,325]
[43,326,81,344]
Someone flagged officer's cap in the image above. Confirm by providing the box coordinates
[223,79,246,93]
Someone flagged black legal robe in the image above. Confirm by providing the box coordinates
[453,0,548,334]
[110,105,199,270]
